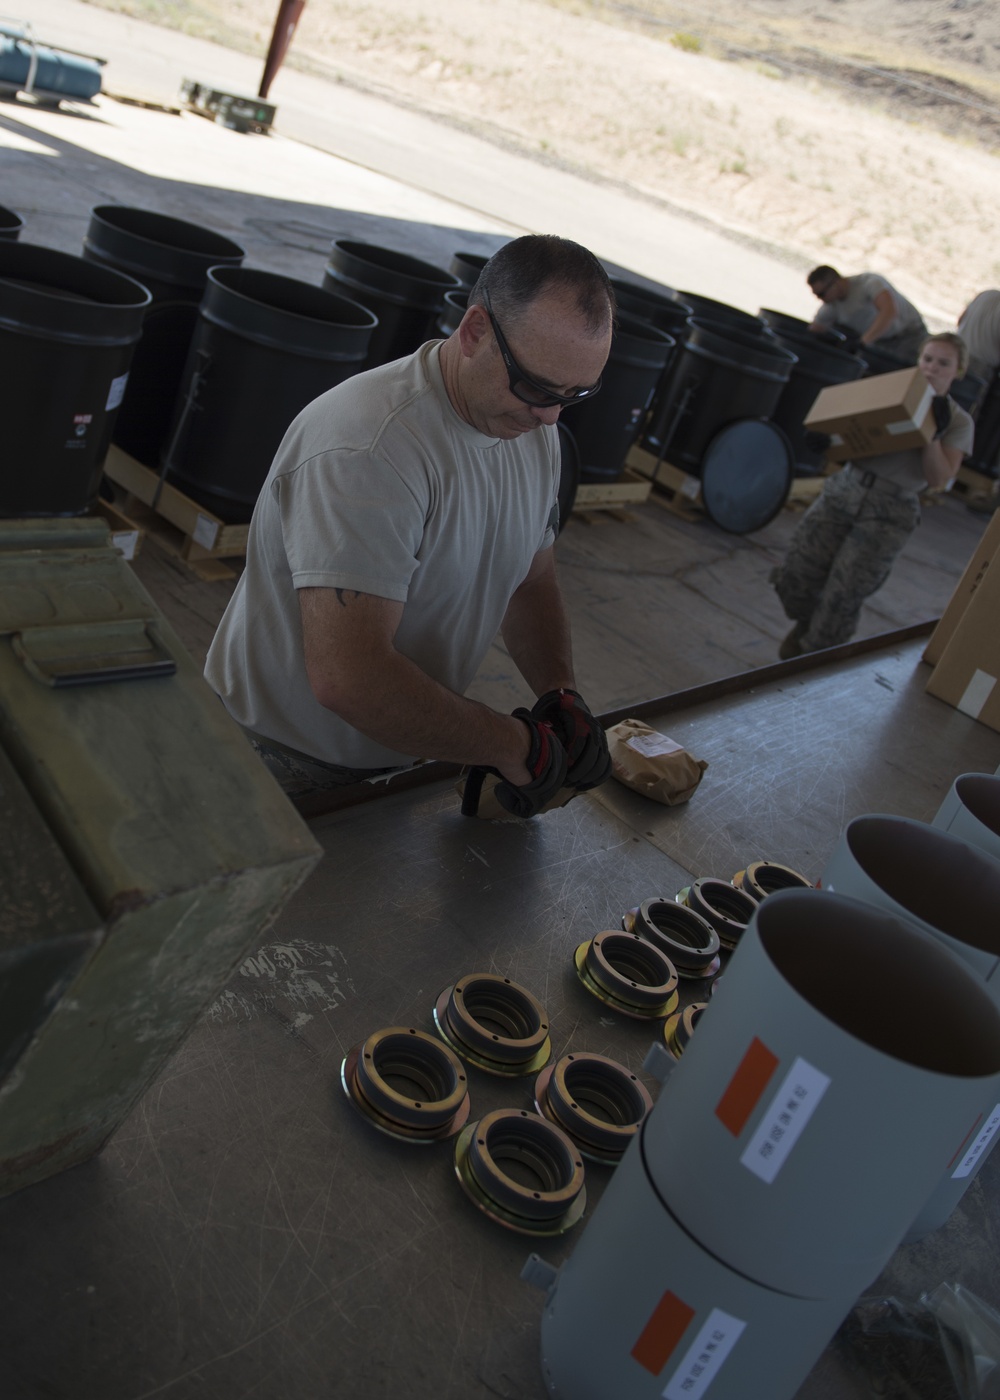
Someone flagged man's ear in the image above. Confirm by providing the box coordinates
[457,303,491,359]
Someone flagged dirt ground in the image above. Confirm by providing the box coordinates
[81,0,1000,324]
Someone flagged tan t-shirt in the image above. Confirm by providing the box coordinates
[205,341,559,768]
[815,272,925,342]
[959,290,1000,380]
[858,396,974,491]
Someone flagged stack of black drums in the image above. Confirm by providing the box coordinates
[631,292,798,534]
[0,210,479,521]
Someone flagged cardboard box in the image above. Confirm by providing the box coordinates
[926,552,1000,733]
[804,366,935,463]
[923,509,1000,667]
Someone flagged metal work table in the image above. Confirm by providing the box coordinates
[2,638,999,1400]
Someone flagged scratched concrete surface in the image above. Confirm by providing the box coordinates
[1,644,999,1399]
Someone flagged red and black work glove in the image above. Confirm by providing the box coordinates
[931,395,952,439]
[461,711,568,819]
[530,688,611,791]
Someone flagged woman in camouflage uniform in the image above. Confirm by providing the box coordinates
[772,333,974,659]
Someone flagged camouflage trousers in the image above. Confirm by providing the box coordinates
[241,726,404,798]
[771,468,921,651]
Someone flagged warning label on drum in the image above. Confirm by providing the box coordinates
[738,1056,830,1184]
[952,1104,1000,1179]
[661,1307,746,1400]
[106,372,129,412]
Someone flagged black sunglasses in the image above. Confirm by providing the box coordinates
[483,290,602,408]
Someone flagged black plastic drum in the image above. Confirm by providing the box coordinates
[668,290,767,337]
[560,312,674,483]
[163,267,378,521]
[759,307,847,348]
[323,240,459,369]
[82,205,246,467]
[765,325,866,472]
[699,419,794,535]
[950,372,988,420]
[556,420,580,534]
[610,278,692,335]
[856,341,914,376]
[436,288,469,338]
[0,241,150,516]
[642,317,796,469]
[966,369,1000,476]
[0,204,23,240]
[449,251,491,288]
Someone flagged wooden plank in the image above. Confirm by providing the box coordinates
[91,498,144,561]
[102,446,249,558]
[573,468,651,510]
[786,475,827,506]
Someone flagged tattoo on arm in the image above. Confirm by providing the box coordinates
[333,589,364,608]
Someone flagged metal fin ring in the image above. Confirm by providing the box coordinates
[535,1052,653,1163]
[677,878,758,949]
[574,931,679,1018]
[434,974,552,1076]
[732,861,813,902]
[625,897,721,978]
[454,1108,586,1236]
[663,1002,708,1060]
[341,1026,471,1142]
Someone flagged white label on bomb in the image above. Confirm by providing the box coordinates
[662,1307,746,1400]
[952,1104,1000,1179]
[739,1056,830,1184]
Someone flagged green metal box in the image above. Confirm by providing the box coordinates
[0,519,321,1194]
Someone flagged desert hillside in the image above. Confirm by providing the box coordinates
[83,0,1000,323]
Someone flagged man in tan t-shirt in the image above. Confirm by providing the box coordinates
[206,235,615,818]
[807,265,928,362]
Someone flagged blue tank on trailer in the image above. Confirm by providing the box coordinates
[0,24,103,103]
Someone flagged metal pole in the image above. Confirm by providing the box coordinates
[258,0,306,100]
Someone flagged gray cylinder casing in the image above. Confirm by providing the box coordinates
[820,814,1000,1241]
[932,773,1000,864]
[819,814,1000,985]
[539,1126,854,1400]
[641,888,1000,1298]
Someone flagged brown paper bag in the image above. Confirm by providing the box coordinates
[607,718,707,806]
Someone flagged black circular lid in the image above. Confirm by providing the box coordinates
[700,418,794,535]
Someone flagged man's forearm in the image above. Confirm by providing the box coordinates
[861,300,896,345]
[922,440,960,490]
[500,561,576,697]
[322,644,532,779]
[300,589,532,781]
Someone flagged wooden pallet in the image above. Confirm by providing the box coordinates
[950,464,998,503]
[91,497,144,561]
[784,470,834,509]
[102,446,249,581]
[626,446,704,520]
[571,467,652,523]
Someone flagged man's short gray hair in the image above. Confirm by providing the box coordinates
[469,235,615,336]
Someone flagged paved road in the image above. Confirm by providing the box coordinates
[24,0,814,314]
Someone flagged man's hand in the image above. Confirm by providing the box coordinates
[530,688,610,790]
[461,711,568,819]
[931,396,952,439]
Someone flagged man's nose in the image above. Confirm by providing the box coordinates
[531,403,562,426]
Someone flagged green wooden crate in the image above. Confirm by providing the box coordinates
[0,519,321,1194]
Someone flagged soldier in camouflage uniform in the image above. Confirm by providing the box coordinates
[772,333,974,658]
